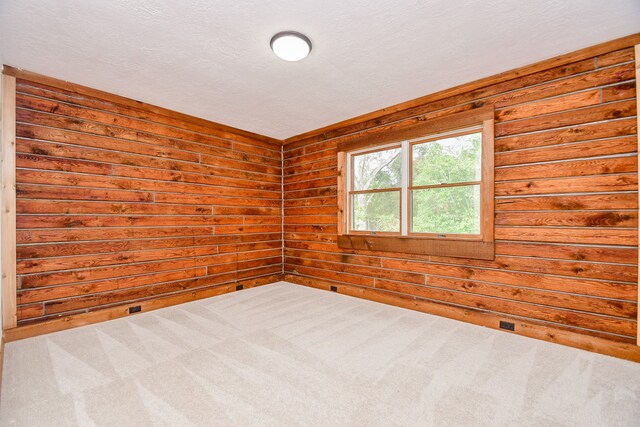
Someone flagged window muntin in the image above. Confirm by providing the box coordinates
[347,127,484,238]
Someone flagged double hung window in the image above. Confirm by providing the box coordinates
[337,106,495,259]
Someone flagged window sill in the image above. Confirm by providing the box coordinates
[337,234,495,260]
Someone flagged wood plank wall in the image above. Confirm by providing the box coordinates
[12,76,283,326]
[283,44,639,347]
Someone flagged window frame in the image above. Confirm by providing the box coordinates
[348,143,402,236]
[336,106,495,260]
[407,127,484,240]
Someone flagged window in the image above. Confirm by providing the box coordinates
[350,146,401,233]
[410,129,482,237]
[337,106,494,259]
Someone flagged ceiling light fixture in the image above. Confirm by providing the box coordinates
[270,31,312,62]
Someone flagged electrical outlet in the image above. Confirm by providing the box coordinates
[129,305,141,314]
[499,321,515,331]
[236,284,244,291]
[330,286,337,292]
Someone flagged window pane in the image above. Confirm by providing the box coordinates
[352,191,400,232]
[353,147,401,190]
[412,132,481,186]
[411,185,480,234]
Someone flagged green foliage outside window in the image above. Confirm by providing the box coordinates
[351,148,401,232]
[412,133,481,234]
[351,132,482,234]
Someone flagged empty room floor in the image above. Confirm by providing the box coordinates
[1,282,639,426]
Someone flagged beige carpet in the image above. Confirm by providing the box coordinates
[1,281,639,426]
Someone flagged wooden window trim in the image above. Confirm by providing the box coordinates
[337,106,495,260]
[337,235,495,259]
[1,72,17,329]
[337,105,494,152]
[634,43,640,346]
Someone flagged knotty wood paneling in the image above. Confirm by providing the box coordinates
[283,42,639,346]
[4,37,640,361]
[12,75,283,325]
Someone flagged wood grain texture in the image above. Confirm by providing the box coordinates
[284,33,640,146]
[9,75,283,326]
[635,43,640,345]
[3,66,283,148]
[283,38,640,353]
[3,36,640,361]
[337,235,494,260]
[336,105,494,153]
[4,274,280,341]
[1,74,17,329]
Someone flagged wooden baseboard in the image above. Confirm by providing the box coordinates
[284,274,640,363]
[3,274,283,342]
[5,273,639,363]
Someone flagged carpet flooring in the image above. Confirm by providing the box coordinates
[1,281,639,426]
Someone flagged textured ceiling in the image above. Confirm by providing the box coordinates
[1,1,639,139]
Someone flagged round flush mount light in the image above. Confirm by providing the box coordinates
[270,31,312,62]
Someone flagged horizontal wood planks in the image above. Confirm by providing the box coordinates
[11,75,283,325]
[283,42,640,348]
[4,36,640,361]
[4,274,279,341]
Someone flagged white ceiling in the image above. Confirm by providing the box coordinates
[1,1,639,140]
